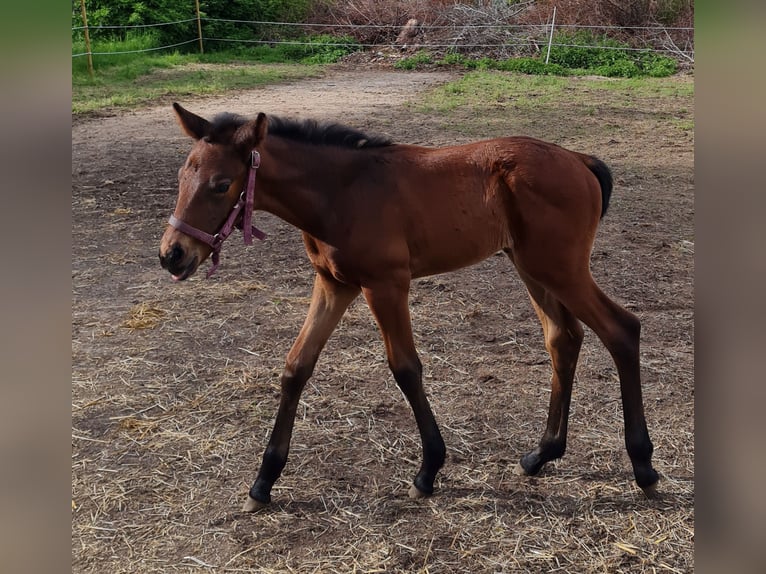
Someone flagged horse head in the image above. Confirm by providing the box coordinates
[159,103,267,280]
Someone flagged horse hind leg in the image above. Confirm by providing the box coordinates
[513,274,584,477]
[507,245,659,495]
[552,276,660,495]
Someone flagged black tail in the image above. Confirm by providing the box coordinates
[586,156,613,219]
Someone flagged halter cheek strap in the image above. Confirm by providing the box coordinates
[168,150,266,279]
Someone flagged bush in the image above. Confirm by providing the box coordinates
[394,51,432,70]
[73,0,314,49]
[640,52,678,77]
[496,58,568,76]
[280,34,361,64]
[547,31,677,77]
[437,52,469,67]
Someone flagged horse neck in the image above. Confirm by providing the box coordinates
[256,137,360,239]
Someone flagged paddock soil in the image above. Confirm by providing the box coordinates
[72,68,694,573]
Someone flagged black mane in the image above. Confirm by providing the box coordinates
[207,112,392,149]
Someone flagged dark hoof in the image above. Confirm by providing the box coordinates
[518,452,545,476]
[636,468,660,498]
[513,462,531,476]
[247,481,272,508]
[412,473,435,497]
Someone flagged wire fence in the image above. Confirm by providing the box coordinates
[71,15,694,63]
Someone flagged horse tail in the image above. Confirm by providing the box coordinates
[584,155,613,219]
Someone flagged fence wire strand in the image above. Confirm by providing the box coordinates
[71,16,693,60]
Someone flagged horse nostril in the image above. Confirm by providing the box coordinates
[159,243,184,269]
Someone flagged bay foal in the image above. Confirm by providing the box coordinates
[159,104,659,510]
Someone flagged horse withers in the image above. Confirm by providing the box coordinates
[159,103,659,511]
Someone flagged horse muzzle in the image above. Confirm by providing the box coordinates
[159,242,199,281]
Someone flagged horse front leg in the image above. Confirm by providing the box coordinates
[243,273,359,511]
[362,281,446,499]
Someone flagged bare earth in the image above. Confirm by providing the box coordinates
[72,68,694,573]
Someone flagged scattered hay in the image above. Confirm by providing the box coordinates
[121,302,166,330]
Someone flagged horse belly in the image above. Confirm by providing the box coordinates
[406,202,508,278]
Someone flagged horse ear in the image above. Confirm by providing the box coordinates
[234,112,268,153]
[173,102,211,140]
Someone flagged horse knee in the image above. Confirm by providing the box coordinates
[280,362,314,396]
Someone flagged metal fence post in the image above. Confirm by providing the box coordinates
[545,6,557,64]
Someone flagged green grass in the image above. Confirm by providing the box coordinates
[411,70,694,142]
[417,71,693,114]
[72,33,359,115]
[417,72,569,113]
[73,57,322,114]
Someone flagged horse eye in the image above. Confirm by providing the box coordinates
[213,182,230,194]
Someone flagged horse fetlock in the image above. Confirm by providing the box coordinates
[625,432,654,467]
[425,437,447,468]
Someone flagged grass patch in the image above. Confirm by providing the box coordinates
[418,72,693,115]
[393,50,433,70]
[417,72,568,113]
[73,58,322,115]
[412,71,694,142]
[72,33,360,115]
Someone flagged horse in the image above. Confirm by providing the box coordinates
[159,103,659,511]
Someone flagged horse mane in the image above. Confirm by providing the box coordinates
[207,112,393,149]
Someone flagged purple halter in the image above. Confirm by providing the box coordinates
[168,150,266,278]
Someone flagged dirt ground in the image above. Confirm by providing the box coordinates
[72,68,694,573]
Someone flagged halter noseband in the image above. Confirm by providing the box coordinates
[168,150,266,278]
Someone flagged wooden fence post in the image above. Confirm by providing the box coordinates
[195,0,204,54]
[79,0,94,77]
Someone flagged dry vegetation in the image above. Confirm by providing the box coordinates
[308,0,693,59]
[72,69,693,572]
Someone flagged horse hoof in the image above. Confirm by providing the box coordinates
[408,484,429,499]
[640,479,660,499]
[242,495,268,512]
[513,462,530,476]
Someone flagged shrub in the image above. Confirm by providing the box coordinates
[394,50,432,70]
[292,34,362,64]
[546,31,677,77]
[73,0,314,49]
[437,52,470,67]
